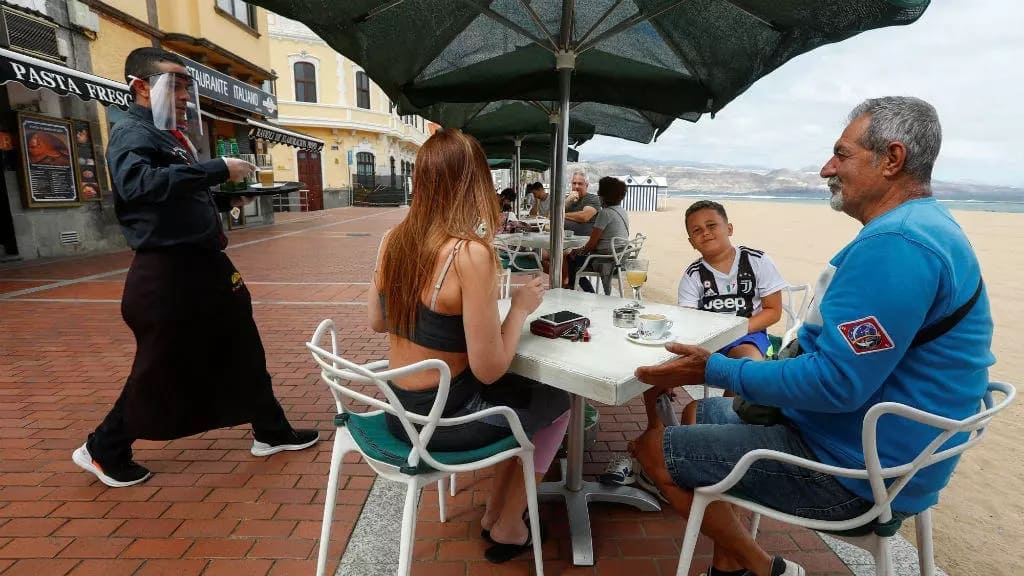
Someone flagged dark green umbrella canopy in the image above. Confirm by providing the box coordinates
[482,140,579,163]
[488,157,553,171]
[418,99,685,145]
[435,101,593,146]
[250,0,928,117]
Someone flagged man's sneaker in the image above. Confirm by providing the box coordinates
[599,455,636,486]
[72,443,152,488]
[633,461,669,503]
[770,557,806,576]
[251,428,320,457]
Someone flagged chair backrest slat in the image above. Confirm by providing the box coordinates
[859,382,1015,518]
[307,319,459,471]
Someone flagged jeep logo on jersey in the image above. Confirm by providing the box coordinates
[706,296,748,312]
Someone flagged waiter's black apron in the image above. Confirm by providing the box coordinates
[119,245,278,440]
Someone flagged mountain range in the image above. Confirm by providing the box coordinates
[575,155,1022,202]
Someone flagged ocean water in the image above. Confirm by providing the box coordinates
[666,192,1024,213]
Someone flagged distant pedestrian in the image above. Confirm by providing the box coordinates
[73,47,318,488]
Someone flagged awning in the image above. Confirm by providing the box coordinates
[201,109,248,125]
[247,119,323,152]
[0,47,132,109]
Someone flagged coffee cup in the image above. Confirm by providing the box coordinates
[637,313,673,340]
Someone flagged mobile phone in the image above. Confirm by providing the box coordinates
[536,310,585,326]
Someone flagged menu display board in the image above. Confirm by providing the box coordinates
[19,113,79,207]
[72,120,102,201]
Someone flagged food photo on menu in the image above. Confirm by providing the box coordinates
[73,120,102,200]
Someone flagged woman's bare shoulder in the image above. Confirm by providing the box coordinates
[453,239,496,278]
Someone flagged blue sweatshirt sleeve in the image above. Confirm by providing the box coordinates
[706,233,945,412]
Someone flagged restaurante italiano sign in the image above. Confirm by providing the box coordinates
[179,55,278,119]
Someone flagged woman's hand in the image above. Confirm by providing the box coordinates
[510,275,545,315]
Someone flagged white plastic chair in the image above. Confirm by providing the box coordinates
[498,267,512,300]
[779,283,811,350]
[495,236,543,273]
[307,319,544,576]
[675,381,1016,576]
[573,232,646,295]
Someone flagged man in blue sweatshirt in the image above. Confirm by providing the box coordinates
[630,97,994,576]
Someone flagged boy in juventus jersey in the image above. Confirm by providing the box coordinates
[677,201,787,363]
[601,200,787,487]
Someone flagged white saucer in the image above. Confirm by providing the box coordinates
[625,331,675,346]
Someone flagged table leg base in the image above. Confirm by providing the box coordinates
[538,460,662,566]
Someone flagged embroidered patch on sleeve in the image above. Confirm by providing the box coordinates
[837,316,894,355]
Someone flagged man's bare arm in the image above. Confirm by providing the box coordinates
[565,206,597,223]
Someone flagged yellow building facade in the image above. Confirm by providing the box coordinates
[267,14,430,196]
[86,0,290,174]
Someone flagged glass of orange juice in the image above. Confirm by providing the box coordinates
[624,258,649,308]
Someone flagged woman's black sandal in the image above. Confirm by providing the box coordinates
[483,516,544,564]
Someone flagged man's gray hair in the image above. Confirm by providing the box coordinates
[848,96,941,184]
[572,170,588,182]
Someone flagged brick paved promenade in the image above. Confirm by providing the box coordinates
[0,207,852,575]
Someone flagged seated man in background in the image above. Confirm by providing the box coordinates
[563,171,601,236]
[542,171,601,276]
[525,181,549,218]
[499,187,516,213]
[564,177,629,292]
[630,96,994,576]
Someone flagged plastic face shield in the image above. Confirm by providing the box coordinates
[130,72,202,134]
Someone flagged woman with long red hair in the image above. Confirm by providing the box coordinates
[367,128,570,563]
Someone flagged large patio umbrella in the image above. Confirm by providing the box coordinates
[251,0,930,287]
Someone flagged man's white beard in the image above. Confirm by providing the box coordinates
[828,177,844,211]
[830,190,844,211]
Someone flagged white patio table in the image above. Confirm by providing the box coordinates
[499,288,747,565]
[495,232,586,251]
[518,216,550,229]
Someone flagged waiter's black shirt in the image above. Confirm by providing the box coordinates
[107,104,231,251]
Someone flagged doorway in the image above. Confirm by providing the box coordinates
[296,149,323,211]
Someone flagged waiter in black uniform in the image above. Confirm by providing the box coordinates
[73,48,318,487]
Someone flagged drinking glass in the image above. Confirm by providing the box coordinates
[624,258,649,308]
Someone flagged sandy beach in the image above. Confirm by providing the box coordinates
[631,198,1023,576]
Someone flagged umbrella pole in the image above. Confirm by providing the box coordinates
[513,136,522,218]
[549,113,558,210]
[549,56,573,291]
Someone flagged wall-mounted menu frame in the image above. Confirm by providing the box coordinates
[71,119,102,202]
[18,113,79,208]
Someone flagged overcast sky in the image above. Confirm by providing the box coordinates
[581,1,1023,188]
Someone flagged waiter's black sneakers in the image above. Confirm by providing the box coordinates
[251,428,320,457]
[72,443,152,488]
